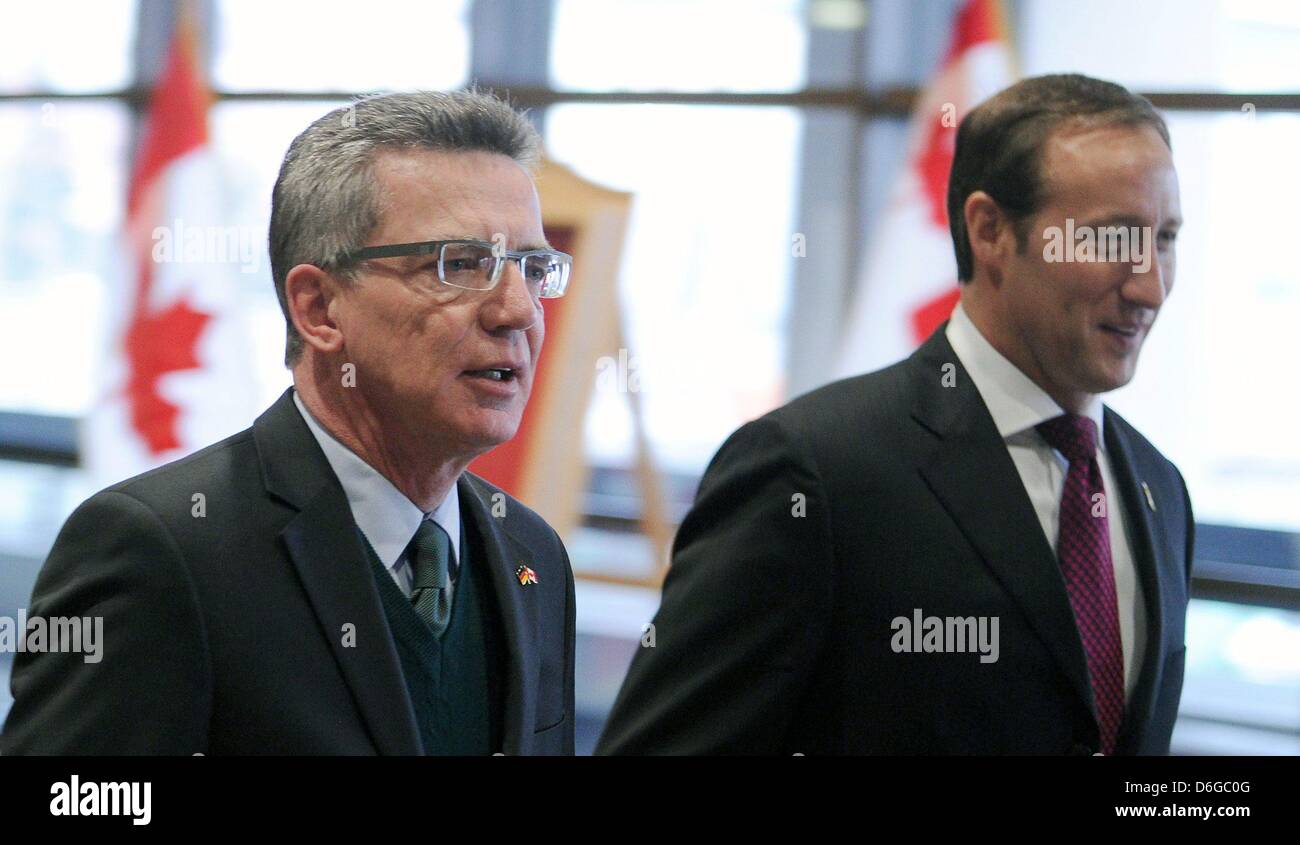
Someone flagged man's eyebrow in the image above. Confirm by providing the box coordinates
[1078,214,1147,229]
[397,237,556,253]
[443,237,553,251]
[1076,213,1181,231]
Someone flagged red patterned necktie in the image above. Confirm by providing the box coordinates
[1036,413,1125,755]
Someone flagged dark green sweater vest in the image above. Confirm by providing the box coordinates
[361,523,505,755]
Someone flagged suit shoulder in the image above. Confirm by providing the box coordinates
[99,427,259,517]
[743,357,919,459]
[1104,407,1179,473]
[461,472,562,547]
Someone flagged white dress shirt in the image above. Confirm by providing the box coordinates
[292,390,460,601]
[945,303,1146,701]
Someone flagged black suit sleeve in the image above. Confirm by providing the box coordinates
[596,416,834,754]
[1,490,212,755]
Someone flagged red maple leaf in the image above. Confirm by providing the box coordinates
[911,286,961,344]
[915,115,955,229]
[123,296,211,455]
[911,109,960,342]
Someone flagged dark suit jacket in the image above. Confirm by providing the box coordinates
[597,327,1194,755]
[1,389,575,755]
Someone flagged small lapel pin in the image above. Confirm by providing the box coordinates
[1141,481,1157,512]
[515,564,538,586]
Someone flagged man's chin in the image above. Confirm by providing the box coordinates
[455,415,523,453]
[1083,359,1139,395]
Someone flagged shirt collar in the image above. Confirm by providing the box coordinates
[292,389,461,569]
[944,301,1105,443]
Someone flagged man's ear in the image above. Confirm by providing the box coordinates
[963,191,1014,285]
[284,264,346,355]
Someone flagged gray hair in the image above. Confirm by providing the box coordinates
[269,89,543,366]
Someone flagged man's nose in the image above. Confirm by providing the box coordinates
[1122,254,1168,310]
[482,260,542,332]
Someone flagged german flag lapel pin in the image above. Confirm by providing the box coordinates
[516,564,538,586]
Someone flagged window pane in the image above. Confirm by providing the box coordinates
[209,101,348,410]
[546,104,802,474]
[550,0,807,92]
[1175,600,1300,753]
[214,0,471,92]
[1104,112,1300,532]
[1022,0,1300,93]
[0,0,135,93]
[0,103,129,415]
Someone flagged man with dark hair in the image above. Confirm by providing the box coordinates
[598,74,1191,755]
[2,91,576,755]
[947,73,1171,283]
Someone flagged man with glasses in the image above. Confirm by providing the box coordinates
[2,91,576,755]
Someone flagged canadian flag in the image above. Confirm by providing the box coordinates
[834,0,1016,378]
[83,18,256,486]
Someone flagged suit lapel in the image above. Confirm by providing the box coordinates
[458,475,542,755]
[909,331,1096,715]
[254,389,423,755]
[1103,414,1169,753]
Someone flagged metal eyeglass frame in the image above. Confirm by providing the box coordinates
[336,238,572,298]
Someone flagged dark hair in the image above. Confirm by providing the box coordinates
[269,89,541,366]
[947,73,1170,282]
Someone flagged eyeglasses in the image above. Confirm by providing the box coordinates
[337,238,572,299]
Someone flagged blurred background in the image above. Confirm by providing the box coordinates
[1,0,1298,754]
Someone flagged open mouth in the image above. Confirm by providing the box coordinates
[464,368,517,382]
[1099,323,1141,339]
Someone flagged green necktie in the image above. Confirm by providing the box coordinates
[410,519,453,637]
